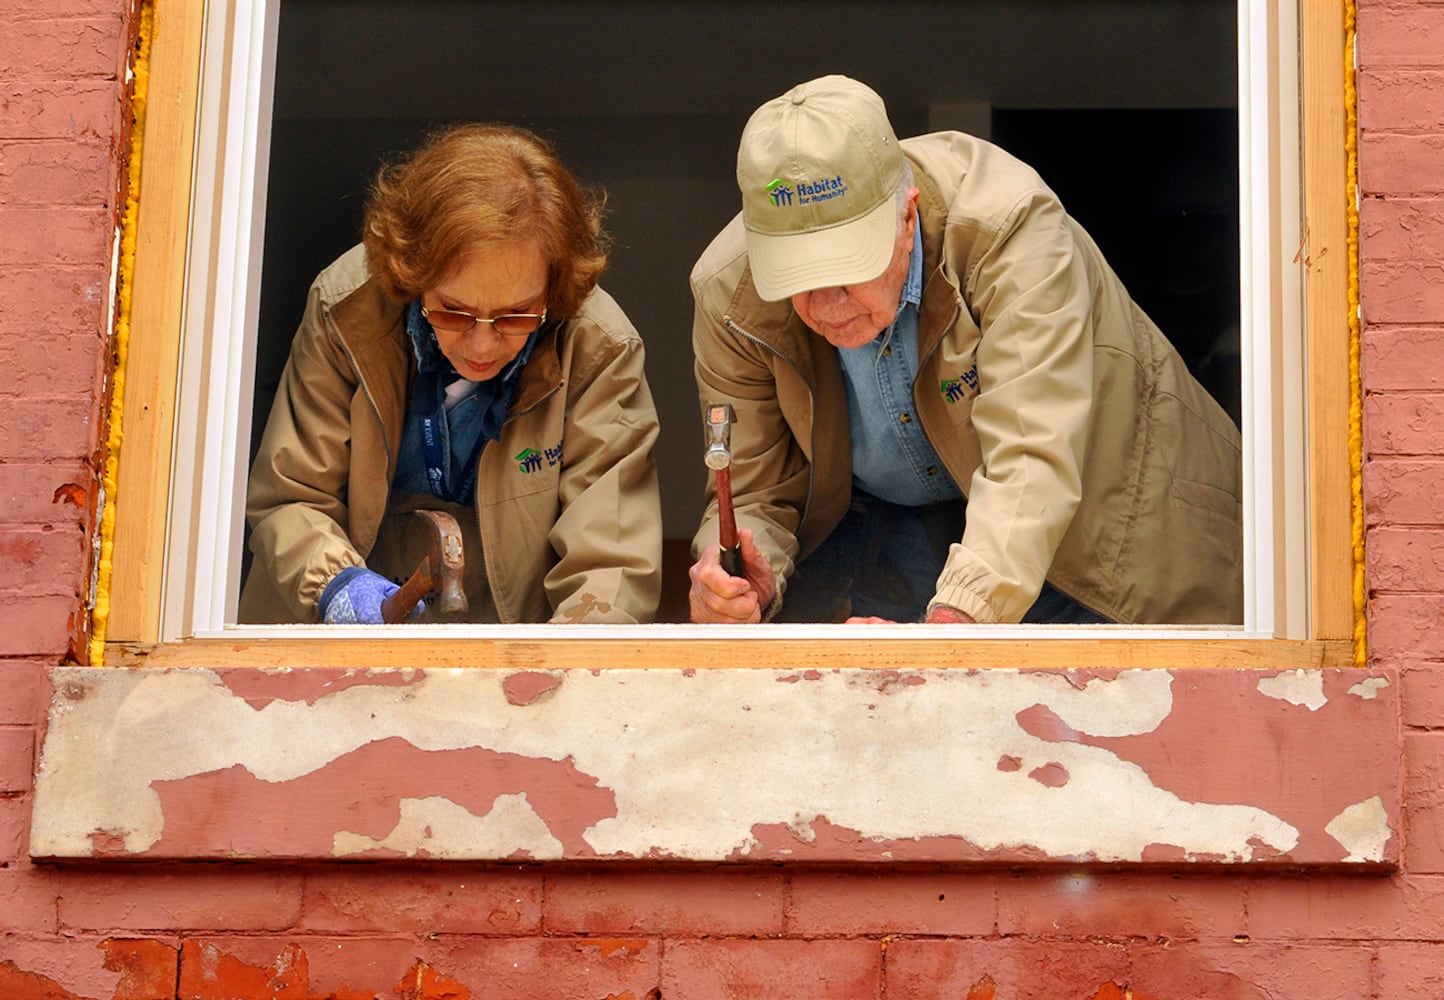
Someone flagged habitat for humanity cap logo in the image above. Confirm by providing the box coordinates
[766,175,848,207]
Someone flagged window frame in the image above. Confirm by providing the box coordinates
[101,0,1356,670]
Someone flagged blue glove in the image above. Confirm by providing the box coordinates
[318,566,424,624]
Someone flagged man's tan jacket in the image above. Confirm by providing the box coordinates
[242,245,662,624]
[690,132,1242,624]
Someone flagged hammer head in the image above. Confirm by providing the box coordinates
[414,509,468,615]
[703,402,734,471]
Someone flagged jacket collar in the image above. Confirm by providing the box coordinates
[910,152,963,360]
[722,263,813,361]
[509,319,563,414]
[330,277,412,452]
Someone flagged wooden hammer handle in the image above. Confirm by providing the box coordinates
[380,558,435,624]
[715,465,742,578]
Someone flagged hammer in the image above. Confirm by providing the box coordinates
[703,402,742,578]
[380,509,468,623]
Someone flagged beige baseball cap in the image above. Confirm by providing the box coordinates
[737,75,904,302]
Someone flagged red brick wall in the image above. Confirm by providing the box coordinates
[0,0,130,662]
[3,1,1444,997]
[1357,2,1444,992]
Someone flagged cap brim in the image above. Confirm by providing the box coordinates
[745,195,897,302]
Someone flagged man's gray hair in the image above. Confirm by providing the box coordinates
[895,160,916,234]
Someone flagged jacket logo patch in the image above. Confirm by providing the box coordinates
[941,366,979,403]
[515,442,564,474]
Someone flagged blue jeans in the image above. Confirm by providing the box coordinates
[776,491,1111,624]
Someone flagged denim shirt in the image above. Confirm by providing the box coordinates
[393,300,537,503]
[837,224,962,506]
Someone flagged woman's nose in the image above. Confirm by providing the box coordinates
[465,322,502,347]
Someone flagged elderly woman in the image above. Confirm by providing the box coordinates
[240,124,662,624]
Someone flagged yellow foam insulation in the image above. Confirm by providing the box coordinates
[89,0,154,666]
[1344,0,1367,667]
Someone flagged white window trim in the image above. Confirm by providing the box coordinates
[163,0,1302,644]
[166,0,278,639]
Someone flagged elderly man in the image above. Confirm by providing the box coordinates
[687,75,1242,625]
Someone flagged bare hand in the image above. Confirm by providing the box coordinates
[688,528,777,624]
[845,605,976,625]
[924,603,976,624]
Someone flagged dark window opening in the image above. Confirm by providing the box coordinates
[248,1,1240,622]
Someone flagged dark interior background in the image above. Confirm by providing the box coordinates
[254,0,1239,612]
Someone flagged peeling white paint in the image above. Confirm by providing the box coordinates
[1040,670,1174,737]
[332,793,563,860]
[1348,677,1391,700]
[1325,796,1392,862]
[1257,670,1328,711]
[786,814,820,844]
[27,667,1323,864]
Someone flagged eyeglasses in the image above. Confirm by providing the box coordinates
[421,304,548,338]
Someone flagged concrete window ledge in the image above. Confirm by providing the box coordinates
[31,665,1399,868]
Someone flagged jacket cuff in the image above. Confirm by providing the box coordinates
[931,574,1009,624]
[760,588,784,623]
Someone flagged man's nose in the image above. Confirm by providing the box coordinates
[810,286,848,311]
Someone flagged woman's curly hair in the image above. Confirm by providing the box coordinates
[363,123,610,320]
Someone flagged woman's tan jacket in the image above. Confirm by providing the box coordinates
[241,245,662,624]
[690,132,1242,624]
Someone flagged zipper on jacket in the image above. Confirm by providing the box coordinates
[913,299,962,489]
[470,485,494,619]
[722,315,816,531]
[335,322,396,552]
[473,370,563,623]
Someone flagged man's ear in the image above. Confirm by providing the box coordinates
[904,188,921,236]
